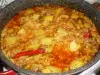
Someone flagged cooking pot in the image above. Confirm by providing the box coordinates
[0,0,100,75]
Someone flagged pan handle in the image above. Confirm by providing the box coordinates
[0,70,16,75]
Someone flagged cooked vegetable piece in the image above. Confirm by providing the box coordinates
[43,15,53,26]
[55,27,68,41]
[14,48,44,59]
[84,30,91,38]
[41,37,53,46]
[70,40,80,52]
[30,14,40,21]
[55,8,63,17]
[70,59,85,70]
[57,27,68,36]
[6,36,19,46]
[42,66,61,73]
[84,23,91,28]
[18,28,25,35]
[34,29,45,36]
[24,8,35,15]
[45,47,53,53]
[27,43,40,50]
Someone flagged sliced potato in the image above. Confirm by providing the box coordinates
[55,27,68,41]
[54,8,63,17]
[70,59,85,70]
[6,36,19,46]
[24,8,35,15]
[43,15,53,26]
[45,47,53,53]
[30,14,40,21]
[44,16,53,21]
[34,29,45,36]
[42,66,61,73]
[41,37,53,46]
[84,23,91,28]
[18,28,25,35]
[57,27,68,37]
[28,40,40,50]
[70,40,80,52]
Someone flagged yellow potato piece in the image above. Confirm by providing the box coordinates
[42,66,61,73]
[41,37,53,45]
[28,40,40,50]
[55,27,68,41]
[18,28,25,35]
[70,40,80,52]
[70,59,85,70]
[44,16,53,21]
[45,47,53,53]
[55,8,63,17]
[6,36,18,46]
[57,27,68,37]
[30,14,40,21]
[24,8,35,15]
[35,29,45,36]
[43,15,53,26]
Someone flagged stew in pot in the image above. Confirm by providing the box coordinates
[1,5,100,73]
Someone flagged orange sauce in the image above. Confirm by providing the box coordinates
[51,43,77,70]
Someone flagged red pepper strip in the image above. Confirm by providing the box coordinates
[13,48,44,59]
[84,30,91,38]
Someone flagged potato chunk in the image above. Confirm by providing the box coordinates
[41,37,53,46]
[24,8,35,15]
[42,66,61,73]
[70,59,85,70]
[57,27,68,36]
[43,16,53,26]
[54,8,63,17]
[6,36,19,46]
[28,40,40,50]
[30,14,40,21]
[70,40,80,52]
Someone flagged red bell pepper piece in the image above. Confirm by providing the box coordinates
[13,48,44,59]
[84,30,91,38]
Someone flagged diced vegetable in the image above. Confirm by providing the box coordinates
[18,28,25,35]
[70,59,85,70]
[45,47,53,53]
[24,8,35,15]
[57,27,68,37]
[55,27,68,41]
[42,66,61,73]
[41,37,53,46]
[70,40,80,52]
[71,13,79,19]
[84,30,91,38]
[34,29,45,36]
[43,15,53,26]
[30,14,40,21]
[28,44,40,50]
[54,8,63,17]
[44,16,53,21]
[84,23,91,28]
[6,36,19,46]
